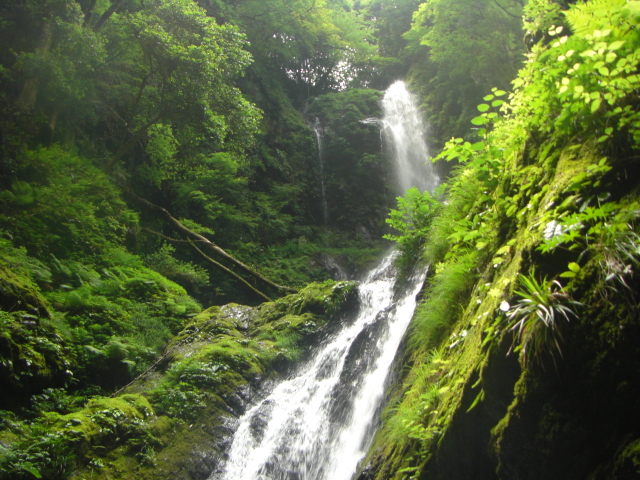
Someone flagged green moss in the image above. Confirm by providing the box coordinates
[0,393,154,480]
[0,310,71,404]
[0,262,50,317]
[59,278,356,479]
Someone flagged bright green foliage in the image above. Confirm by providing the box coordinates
[0,147,138,259]
[384,187,441,261]
[507,1,640,146]
[0,394,154,480]
[200,0,377,95]
[0,310,70,398]
[102,0,260,162]
[0,275,356,480]
[540,198,640,292]
[369,1,640,478]
[409,250,478,353]
[230,233,384,288]
[355,0,422,87]
[0,146,204,395]
[144,244,209,290]
[523,0,564,38]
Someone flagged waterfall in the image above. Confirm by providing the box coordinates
[382,81,439,194]
[312,118,329,226]
[219,253,427,480]
[217,80,436,480]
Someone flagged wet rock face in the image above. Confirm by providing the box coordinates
[248,399,274,443]
[489,286,640,480]
[195,383,279,480]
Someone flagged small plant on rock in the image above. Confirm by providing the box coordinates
[506,273,582,366]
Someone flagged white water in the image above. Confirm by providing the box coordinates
[312,118,329,226]
[219,254,426,480]
[218,80,435,480]
[382,81,439,194]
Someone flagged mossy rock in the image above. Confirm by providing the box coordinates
[0,394,154,480]
[0,262,50,317]
[0,310,71,407]
[69,279,357,480]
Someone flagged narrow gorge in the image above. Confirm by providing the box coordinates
[1,1,640,480]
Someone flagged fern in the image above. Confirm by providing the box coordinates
[565,0,628,36]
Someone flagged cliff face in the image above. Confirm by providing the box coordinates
[359,1,640,478]
[360,143,640,480]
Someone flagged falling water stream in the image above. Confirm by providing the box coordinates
[312,118,330,226]
[217,81,434,480]
[382,81,439,194]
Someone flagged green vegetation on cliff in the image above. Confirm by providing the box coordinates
[364,1,640,478]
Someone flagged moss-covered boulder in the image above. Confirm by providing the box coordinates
[0,394,154,480]
[0,310,71,408]
[46,279,357,480]
[0,262,50,318]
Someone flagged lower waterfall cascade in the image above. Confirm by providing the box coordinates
[217,252,427,480]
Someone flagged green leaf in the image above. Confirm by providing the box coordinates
[483,94,495,101]
[477,104,490,112]
[491,99,505,107]
[568,262,581,273]
[591,98,602,113]
[467,389,485,412]
[608,40,625,50]
[471,116,488,125]
[22,465,42,479]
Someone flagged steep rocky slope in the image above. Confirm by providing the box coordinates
[359,1,640,478]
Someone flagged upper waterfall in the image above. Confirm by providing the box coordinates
[382,81,439,194]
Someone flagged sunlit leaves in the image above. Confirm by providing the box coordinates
[384,188,442,256]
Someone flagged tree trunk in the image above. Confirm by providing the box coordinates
[188,240,273,303]
[15,22,52,110]
[93,0,126,31]
[82,0,98,26]
[128,192,297,296]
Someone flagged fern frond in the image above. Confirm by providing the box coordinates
[564,0,627,36]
